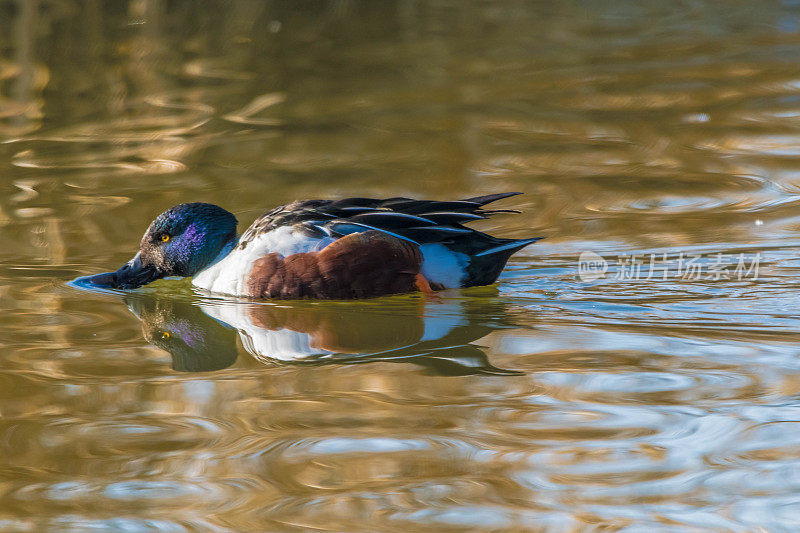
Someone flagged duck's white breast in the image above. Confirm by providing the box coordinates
[192,226,334,296]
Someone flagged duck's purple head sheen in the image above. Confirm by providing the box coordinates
[80,203,238,290]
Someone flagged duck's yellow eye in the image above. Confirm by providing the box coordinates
[161,331,170,339]
[160,234,170,242]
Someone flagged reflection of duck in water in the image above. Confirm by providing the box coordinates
[124,293,523,376]
[126,294,239,372]
[78,193,540,299]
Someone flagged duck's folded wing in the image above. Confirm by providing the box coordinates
[245,192,525,246]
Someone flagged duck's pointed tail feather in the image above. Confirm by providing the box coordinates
[473,237,543,257]
[461,191,522,206]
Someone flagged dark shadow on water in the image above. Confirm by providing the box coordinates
[121,291,525,376]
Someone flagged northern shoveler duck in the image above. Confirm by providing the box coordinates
[80,192,541,299]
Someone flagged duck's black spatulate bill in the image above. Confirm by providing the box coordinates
[72,271,118,289]
[76,253,162,290]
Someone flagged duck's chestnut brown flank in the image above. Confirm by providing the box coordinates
[247,230,423,299]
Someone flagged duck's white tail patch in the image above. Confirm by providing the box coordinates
[419,243,469,289]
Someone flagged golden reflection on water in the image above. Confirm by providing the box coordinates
[3,0,800,530]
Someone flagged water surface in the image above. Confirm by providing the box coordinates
[3,1,800,531]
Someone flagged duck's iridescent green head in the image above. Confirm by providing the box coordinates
[82,203,238,290]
